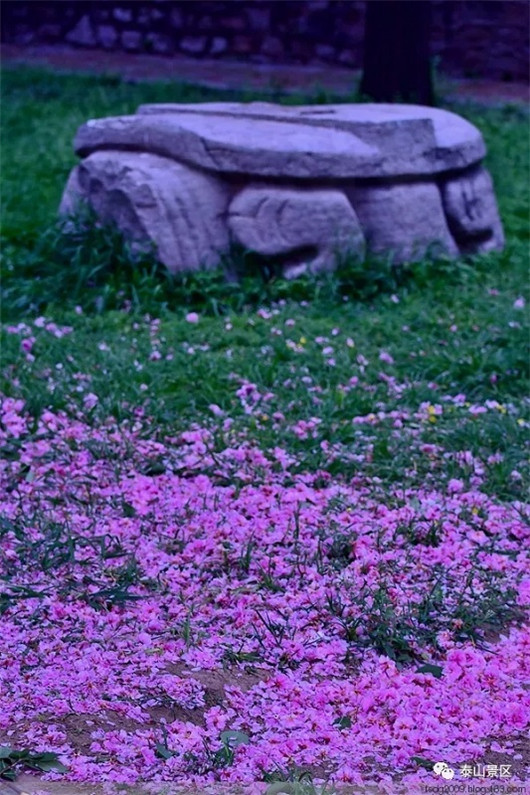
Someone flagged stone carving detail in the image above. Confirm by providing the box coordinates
[60,102,505,276]
[441,165,505,253]
[60,151,231,273]
[347,181,458,262]
[228,186,365,278]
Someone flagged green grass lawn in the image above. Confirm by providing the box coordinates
[1,66,529,501]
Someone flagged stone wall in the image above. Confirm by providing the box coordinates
[2,1,528,83]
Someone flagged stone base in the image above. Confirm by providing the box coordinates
[59,102,505,276]
[441,165,505,253]
[228,185,365,277]
[60,151,232,273]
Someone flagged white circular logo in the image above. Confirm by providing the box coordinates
[433,762,447,775]
[441,768,455,780]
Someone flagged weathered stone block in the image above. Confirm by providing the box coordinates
[65,15,96,47]
[179,36,207,55]
[12,29,35,46]
[145,32,174,56]
[97,25,118,50]
[60,102,505,277]
[315,44,335,60]
[113,8,133,24]
[131,102,486,178]
[121,30,143,52]
[228,186,365,278]
[441,165,505,252]
[137,7,156,27]
[149,8,165,23]
[210,36,228,55]
[347,182,458,261]
[60,152,232,274]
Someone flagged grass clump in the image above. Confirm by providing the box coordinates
[2,201,494,321]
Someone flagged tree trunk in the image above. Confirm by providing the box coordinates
[360,0,434,105]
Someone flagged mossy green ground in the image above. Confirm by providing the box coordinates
[1,67,529,499]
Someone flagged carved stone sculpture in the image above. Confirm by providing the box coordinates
[60,102,504,277]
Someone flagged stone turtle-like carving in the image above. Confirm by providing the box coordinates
[228,186,365,279]
[60,102,504,277]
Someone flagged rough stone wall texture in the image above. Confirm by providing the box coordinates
[1,1,528,83]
